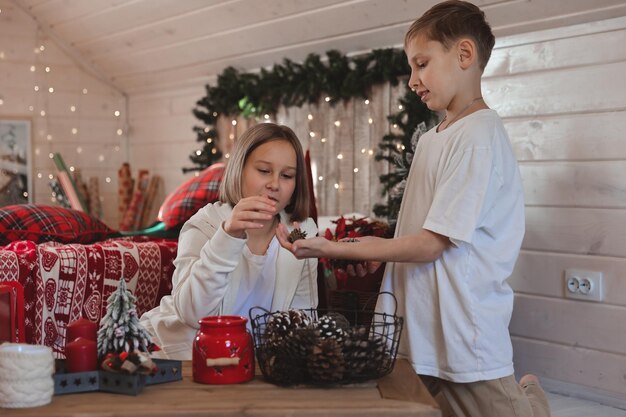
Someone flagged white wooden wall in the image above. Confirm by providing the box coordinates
[486,17,626,404]
[0,0,127,228]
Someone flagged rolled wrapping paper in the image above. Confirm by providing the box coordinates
[0,343,54,408]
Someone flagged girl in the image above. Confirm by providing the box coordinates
[141,123,318,360]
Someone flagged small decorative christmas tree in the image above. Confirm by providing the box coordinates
[97,279,152,358]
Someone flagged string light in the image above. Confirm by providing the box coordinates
[231,120,237,126]
[309,132,316,138]
[105,177,111,183]
[364,99,369,105]
[334,120,341,127]
[82,88,88,94]
[69,166,75,172]
[353,168,359,173]
[71,128,78,134]
[337,154,343,160]
[45,66,50,73]
[34,85,39,91]
[40,110,45,116]
[308,114,313,120]
[117,129,123,135]
[324,96,331,102]
[30,65,36,72]
[321,138,326,143]
[318,176,324,181]
[334,183,339,189]
[114,110,120,117]
[195,150,202,156]
[70,105,76,112]
[264,114,270,120]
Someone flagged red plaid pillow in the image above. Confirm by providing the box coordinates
[158,163,225,230]
[0,204,116,246]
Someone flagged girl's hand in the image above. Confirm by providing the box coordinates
[224,196,277,238]
[276,223,329,259]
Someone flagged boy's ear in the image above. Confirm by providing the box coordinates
[457,38,476,70]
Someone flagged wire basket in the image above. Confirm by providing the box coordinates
[249,292,403,386]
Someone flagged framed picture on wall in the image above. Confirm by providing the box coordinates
[0,118,33,206]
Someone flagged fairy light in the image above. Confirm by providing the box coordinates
[318,176,324,181]
[398,104,403,110]
[76,147,82,153]
[321,138,326,143]
[324,96,331,102]
[224,153,230,159]
[40,110,46,116]
[105,177,111,183]
[206,138,212,143]
[71,128,78,134]
[309,132,316,138]
[28,105,34,111]
[46,134,52,141]
[195,150,202,156]
[34,85,39,91]
[114,145,120,151]
[231,120,237,126]
[70,105,76,112]
[337,153,343,160]
[0,98,3,106]
[39,45,45,51]
[117,129,123,135]
[307,114,313,120]
[48,153,54,159]
[114,110,120,117]
[48,174,54,180]
[368,118,373,124]
[48,87,54,93]
[264,114,270,120]
[334,120,341,127]
[195,172,200,177]
[368,149,374,155]
[364,99,370,105]
[334,183,339,189]
[353,168,359,173]
[30,65,36,72]
[37,173,43,179]
[98,155,105,162]
[69,166,75,172]
[82,88,88,94]
[45,66,50,73]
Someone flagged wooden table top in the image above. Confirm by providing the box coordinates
[4,359,440,417]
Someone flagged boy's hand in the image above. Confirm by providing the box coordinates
[346,261,383,277]
[276,223,329,259]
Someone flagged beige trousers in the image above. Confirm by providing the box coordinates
[421,374,551,417]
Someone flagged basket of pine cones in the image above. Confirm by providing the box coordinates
[249,292,403,386]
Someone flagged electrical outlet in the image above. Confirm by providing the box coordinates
[564,269,603,302]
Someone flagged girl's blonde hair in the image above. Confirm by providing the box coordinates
[220,123,310,222]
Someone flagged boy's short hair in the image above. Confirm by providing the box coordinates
[220,122,310,222]
[405,0,495,70]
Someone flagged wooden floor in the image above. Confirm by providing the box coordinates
[548,392,626,417]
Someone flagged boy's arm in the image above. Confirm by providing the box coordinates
[276,223,450,264]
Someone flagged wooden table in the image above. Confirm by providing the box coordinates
[4,359,440,417]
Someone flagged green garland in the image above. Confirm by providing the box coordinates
[187,48,436,222]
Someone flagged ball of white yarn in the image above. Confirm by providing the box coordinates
[0,343,54,408]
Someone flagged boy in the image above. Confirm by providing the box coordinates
[277,1,550,416]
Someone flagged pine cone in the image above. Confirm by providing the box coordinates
[265,311,292,348]
[288,228,307,243]
[260,348,303,386]
[343,327,387,379]
[307,338,345,383]
[265,309,311,348]
[316,315,345,343]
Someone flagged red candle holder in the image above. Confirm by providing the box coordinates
[66,317,98,344]
[65,337,98,373]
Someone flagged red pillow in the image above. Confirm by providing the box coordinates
[158,163,225,230]
[0,204,116,246]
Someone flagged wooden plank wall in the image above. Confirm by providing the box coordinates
[0,0,127,228]
[276,84,400,219]
[485,17,626,401]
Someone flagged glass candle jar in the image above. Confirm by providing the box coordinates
[192,316,254,384]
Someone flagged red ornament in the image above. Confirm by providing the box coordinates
[66,317,98,344]
[192,316,254,384]
[65,337,98,373]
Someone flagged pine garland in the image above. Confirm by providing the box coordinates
[188,47,437,222]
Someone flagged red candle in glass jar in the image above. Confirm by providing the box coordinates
[66,318,98,343]
[65,337,98,373]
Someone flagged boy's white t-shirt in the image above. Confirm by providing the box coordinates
[377,109,525,383]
